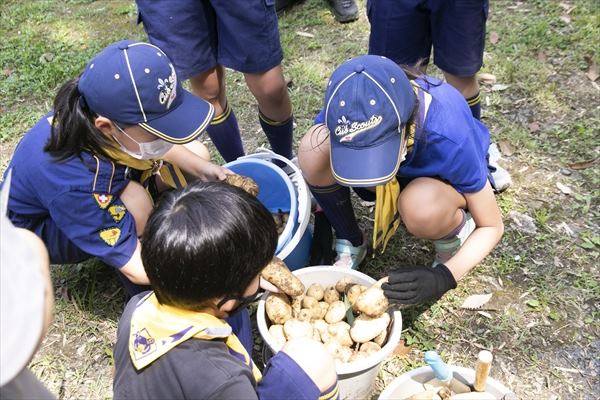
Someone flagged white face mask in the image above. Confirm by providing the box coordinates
[112,123,174,160]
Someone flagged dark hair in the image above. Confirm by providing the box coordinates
[141,181,278,312]
[44,78,115,161]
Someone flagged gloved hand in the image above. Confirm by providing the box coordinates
[309,211,336,265]
[382,264,457,305]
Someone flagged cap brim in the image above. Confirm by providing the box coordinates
[139,90,214,144]
[331,133,402,187]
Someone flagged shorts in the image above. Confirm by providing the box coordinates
[137,0,284,79]
[367,0,489,76]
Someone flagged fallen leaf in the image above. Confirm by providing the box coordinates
[586,61,599,82]
[393,339,412,356]
[556,182,573,195]
[567,159,596,170]
[2,68,12,77]
[477,73,497,85]
[537,51,547,62]
[498,140,515,157]
[295,31,314,38]
[489,31,499,44]
[526,299,540,308]
[477,311,493,319]
[460,293,493,310]
[528,122,540,132]
[560,15,571,24]
[39,52,54,63]
[491,84,509,91]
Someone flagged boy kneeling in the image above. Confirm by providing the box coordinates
[113,182,338,399]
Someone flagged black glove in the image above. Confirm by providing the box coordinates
[382,264,457,305]
[309,211,336,265]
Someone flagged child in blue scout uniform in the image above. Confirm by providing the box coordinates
[1,40,232,294]
[298,55,504,305]
[136,0,294,163]
[113,181,339,400]
[366,0,511,192]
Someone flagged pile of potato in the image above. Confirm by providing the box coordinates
[264,272,392,364]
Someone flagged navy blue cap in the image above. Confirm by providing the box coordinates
[324,55,416,187]
[78,40,214,144]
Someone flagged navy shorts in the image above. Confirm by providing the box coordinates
[137,0,284,79]
[367,0,489,76]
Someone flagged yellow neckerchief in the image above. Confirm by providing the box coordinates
[129,292,262,382]
[103,144,187,190]
[372,82,429,254]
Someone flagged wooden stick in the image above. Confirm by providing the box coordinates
[474,350,493,392]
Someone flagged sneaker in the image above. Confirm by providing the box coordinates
[432,212,475,266]
[487,142,512,193]
[327,0,359,23]
[333,232,367,269]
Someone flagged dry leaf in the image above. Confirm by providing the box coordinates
[393,339,412,356]
[498,140,515,157]
[556,182,573,195]
[460,293,493,310]
[568,159,596,170]
[491,84,509,91]
[489,31,499,44]
[537,51,547,62]
[478,73,497,85]
[528,122,540,132]
[295,31,315,38]
[560,15,571,24]
[477,311,493,319]
[586,61,599,82]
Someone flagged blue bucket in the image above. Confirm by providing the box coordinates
[224,152,312,269]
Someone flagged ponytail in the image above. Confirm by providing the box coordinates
[44,78,114,161]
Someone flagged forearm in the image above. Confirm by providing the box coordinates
[119,241,150,285]
[444,223,504,281]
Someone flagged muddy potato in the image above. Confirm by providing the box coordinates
[291,295,303,318]
[346,284,367,311]
[224,174,259,196]
[335,277,353,293]
[355,283,388,317]
[327,321,353,346]
[349,351,370,362]
[313,320,331,343]
[350,312,391,343]
[261,257,305,297]
[302,296,318,309]
[324,341,353,363]
[324,300,346,324]
[269,325,287,348]
[298,308,312,322]
[265,293,292,325]
[317,302,329,319]
[359,341,381,354]
[306,283,324,301]
[323,286,340,304]
[283,319,313,340]
[374,327,387,346]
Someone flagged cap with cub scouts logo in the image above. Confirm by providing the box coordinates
[78,40,214,144]
[324,55,416,187]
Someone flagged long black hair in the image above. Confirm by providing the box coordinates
[44,78,115,161]
[141,181,278,312]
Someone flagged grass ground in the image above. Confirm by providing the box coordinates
[1,0,598,399]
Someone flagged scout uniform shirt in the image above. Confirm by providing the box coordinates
[3,113,137,268]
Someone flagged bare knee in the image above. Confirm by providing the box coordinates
[297,125,335,186]
[120,181,153,236]
[282,338,337,392]
[189,67,226,111]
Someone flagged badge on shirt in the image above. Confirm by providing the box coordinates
[108,204,126,223]
[99,227,121,246]
[93,193,113,209]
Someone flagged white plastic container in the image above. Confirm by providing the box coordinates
[378,365,515,399]
[257,266,403,400]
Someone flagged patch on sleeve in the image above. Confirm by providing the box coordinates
[99,227,121,246]
[93,193,113,209]
[108,204,127,223]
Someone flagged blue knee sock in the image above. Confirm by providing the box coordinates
[466,92,481,120]
[259,111,293,160]
[206,103,245,162]
[308,183,363,247]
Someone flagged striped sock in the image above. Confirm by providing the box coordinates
[206,102,245,162]
[466,92,481,120]
[259,111,293,160]
[308,183,363,247]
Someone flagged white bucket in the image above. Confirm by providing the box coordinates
[257,266,403,400]
[235,149,312,269]
[378,365,515,399]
